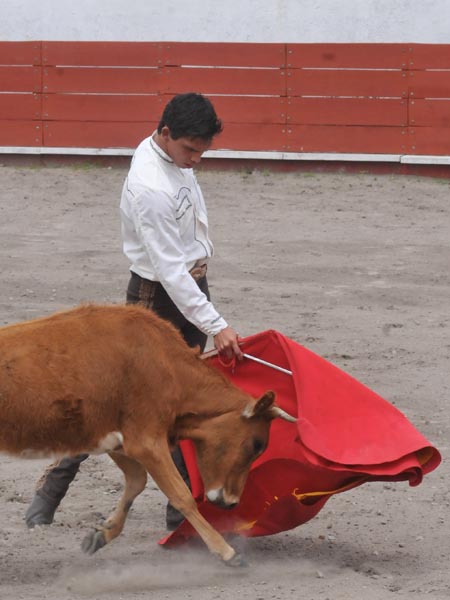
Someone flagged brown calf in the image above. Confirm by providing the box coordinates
[0,304,295,565]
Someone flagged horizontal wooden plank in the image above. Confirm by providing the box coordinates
[163,66,285,96]
[408,70,450,99]
[287,43,409,69]
[287,97,407,126]
[288,69,408,97]
[285,125,408,153]
[0,41,41,66]
[43,94,164,121]
[39,122,450,155]
[43,66,163,93]
[0,66,41,92]
[410,100,450,127]
[408,44,450,69]
[42,41,286,68]
[42,94,285,124]
[162,42,286,67]
[0,120,42,146]
[43,41,162,66]
[43,121,157,148]
[409,127,450,154]
[201,96,286,124]
[0,94,41,119]
[211,123,288,151]
[43,122,288,151]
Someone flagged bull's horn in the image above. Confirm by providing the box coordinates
[271,406,297,422]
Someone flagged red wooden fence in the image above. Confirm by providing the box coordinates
[1,41,449,155]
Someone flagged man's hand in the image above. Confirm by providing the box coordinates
[213,326,243,360]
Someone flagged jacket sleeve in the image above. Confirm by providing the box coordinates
[127,188,228,336]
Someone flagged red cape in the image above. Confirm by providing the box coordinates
[160,330,440,546]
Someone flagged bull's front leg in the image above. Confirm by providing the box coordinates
[81,451,147,555]
[127,440,244,566]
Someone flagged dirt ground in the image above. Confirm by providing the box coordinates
[0,161,448,599]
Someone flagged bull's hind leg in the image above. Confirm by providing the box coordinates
[126,440,243,566]
[81,451,147,555]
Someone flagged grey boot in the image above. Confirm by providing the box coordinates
[25,492,59,528]
[25,454,89,528]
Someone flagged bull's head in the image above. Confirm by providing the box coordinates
[190,391,296,509]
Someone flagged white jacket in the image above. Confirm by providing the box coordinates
[120,135,228,336]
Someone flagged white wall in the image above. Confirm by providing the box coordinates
[1,0,448,43]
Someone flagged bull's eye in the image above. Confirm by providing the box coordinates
[253,438,265,455]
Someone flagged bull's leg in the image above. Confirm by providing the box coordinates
[81,451,147,555]
[126,441,243,566]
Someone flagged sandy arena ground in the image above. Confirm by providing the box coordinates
[0,161,448,599]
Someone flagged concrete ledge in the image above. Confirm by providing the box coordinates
[0,147,449,167]
[401,155,450,165]
[0,146,135,156]
[206,151,403,162]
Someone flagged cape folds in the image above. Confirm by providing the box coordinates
[160,330,440,546]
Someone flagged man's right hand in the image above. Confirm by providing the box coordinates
[213,326,243,360]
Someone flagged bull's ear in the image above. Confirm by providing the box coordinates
[242,391,275,419]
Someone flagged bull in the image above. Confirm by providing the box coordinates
[0,304,296,565]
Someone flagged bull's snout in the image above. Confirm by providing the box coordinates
[206,488,238,510]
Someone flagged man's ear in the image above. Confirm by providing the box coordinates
[160,125,171,141]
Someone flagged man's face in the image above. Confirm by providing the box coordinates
[161,127,212,169]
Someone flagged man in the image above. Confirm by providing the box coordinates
[25,92,242,531]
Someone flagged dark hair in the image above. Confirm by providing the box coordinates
[157,93,223,140]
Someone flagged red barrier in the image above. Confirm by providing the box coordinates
[0,41,449,155]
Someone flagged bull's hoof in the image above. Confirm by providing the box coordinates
[81,530,107,555]
[224,552,248,567]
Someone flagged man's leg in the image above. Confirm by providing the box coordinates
[25,454,89,528]
[165,446,192,530]
[126,272,209,529]
[165,289,209,529]
[24,273,144,528]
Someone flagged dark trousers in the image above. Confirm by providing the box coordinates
[35,272,209,505]
[126,272,209,491]
[126,270,209,351]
